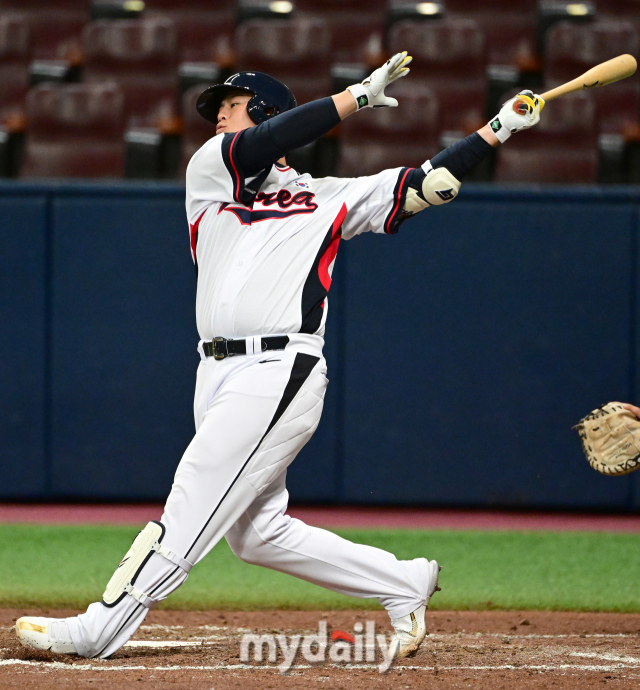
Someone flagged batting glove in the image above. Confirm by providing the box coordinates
[488,90,545,143]
[347,52,412,110]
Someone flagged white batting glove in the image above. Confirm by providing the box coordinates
[347,52,412,110]
[488,90,545,143]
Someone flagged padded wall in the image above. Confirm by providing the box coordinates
[0,186,48,496]
[342,188,638,508]
[0,182,639,509]
[49,186,197,499]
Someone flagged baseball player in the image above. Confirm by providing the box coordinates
[16,53,543,662]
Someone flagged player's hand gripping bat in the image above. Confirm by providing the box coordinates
[513,53,637,114]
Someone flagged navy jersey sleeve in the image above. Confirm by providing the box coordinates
[232,97,341,177]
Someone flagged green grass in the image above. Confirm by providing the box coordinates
[1,524,639,612]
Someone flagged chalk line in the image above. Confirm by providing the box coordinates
[1,658,639,673]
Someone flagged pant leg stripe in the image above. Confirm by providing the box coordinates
[184,352,320,560]
[95,603,142,658]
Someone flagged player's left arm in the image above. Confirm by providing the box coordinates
[236,53,411,177]
[402,91,544,218]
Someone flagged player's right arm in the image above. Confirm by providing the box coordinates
[337,89,544,236]
[400,91,544,218]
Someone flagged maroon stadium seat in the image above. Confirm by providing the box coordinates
[142,0,228,7]
[447,0,535,9]
[82,18,179,127]
[145,0,234,63]
[22,82,125,177]
[544,20,640,133]
[445,0,537,65]
[0,0,87,60]
[296,0,385,9]
[465,13,536,68]
[338,85,440,177]
[0,0,86,7]
[180,83,216,177]
[445,0,538,8]
[0,15,29,125]
[296,0,385,64]
[495,93,598,183]
[388,18,487,134]
[598,0,640,35]
[235,17,332,105]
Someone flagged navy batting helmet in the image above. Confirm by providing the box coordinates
[196,72,297,125]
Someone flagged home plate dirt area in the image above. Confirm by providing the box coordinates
[2,610,640,689]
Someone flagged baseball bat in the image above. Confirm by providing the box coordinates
[513,54,637,113]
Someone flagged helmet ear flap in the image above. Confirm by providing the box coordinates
[246,93,265,124]
[246,94,280,124]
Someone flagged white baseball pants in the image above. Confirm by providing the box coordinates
[67,334,432,659]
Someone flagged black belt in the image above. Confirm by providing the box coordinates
[203,335,290,360]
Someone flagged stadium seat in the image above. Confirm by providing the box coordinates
[21,82,125,177]
[445,0,537,66]
[338,84,440,177]
[82,18,179,127]
[296,0,385,9]
[0,0,87,60]
[296,0,385,64]
[144,0,234,63]
[388,18,487,134]
[235,17,332,105]
[0,0,86,7]
[596,0,640,16]
[0,15,29,125]
[465,14,537,68]
[598,0,640,35]
[495,92,598,183]
[180,83,216,177]
[446,0,536,9]
[544,20,640,133]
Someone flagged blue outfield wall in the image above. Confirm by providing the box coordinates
[1,181,640,509]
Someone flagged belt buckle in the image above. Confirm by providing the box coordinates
[212,336,228,360]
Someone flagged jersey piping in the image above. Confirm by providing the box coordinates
[189,209,207,278]
[300,203,347,334]
[384,167,413,234]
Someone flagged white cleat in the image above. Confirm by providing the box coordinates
[15,616,78,655]
[388,559,441,660]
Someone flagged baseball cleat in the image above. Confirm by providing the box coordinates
[388,560,441,660]
[15,616,77,655]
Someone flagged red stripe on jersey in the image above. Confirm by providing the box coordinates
[385,168,411,234]
[318,203,347,291]
[189,209,207,263]
[228,131,243,202]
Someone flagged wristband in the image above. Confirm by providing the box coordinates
[346,83,370,110]
[487,115,511,144]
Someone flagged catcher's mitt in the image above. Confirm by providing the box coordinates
[575,402,640,475]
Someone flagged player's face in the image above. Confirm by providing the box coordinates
[216,94,255,135]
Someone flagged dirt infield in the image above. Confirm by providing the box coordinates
[2,609,640,689]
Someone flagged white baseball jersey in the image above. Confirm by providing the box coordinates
[186,132,414,340]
